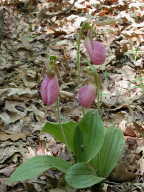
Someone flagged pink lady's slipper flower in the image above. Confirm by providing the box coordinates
[78,84,96,108]
[85,40,106,65]
[40,74,59,106]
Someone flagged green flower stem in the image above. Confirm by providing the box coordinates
[56,97,68,148]
[94,72,102,113]
[82,107,86,116]
[76,34,81,83]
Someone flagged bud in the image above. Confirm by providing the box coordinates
[40,74,59,106]
[78,84,96,108]
[85,40,106,65]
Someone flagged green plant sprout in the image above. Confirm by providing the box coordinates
[126,47,142,61]
[131,76,144,92]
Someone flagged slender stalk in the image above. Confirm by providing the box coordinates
[76,34,81,83]
[95,72,102,113]
[56,98,68,148]
[82,107,86,116]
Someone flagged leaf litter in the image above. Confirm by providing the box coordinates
[0,0,144,191]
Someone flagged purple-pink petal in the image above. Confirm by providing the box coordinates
[40,75,49,104]
[85,40,106,65]
[78,84,96,108]
[40,75,59,106]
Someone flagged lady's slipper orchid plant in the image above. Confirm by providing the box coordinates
[78,83,96,108]
[85,40,106,65]
[40,74,59,106]
[8,38,125,190]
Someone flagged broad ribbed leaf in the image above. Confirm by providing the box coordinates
[42,121,77,152]
[65,163,105,189]
[74,110,104,162]
[8,155,71,183]
[91,127,125,177]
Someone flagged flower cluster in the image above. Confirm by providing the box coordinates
[40,40,106,108]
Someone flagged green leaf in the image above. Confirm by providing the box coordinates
[65,163,105,189]
[42,121,77,152]
[8,155,71,183]
[73,110,104,162]
[91,127,125,177]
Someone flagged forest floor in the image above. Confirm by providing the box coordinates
[0,0,144,191]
